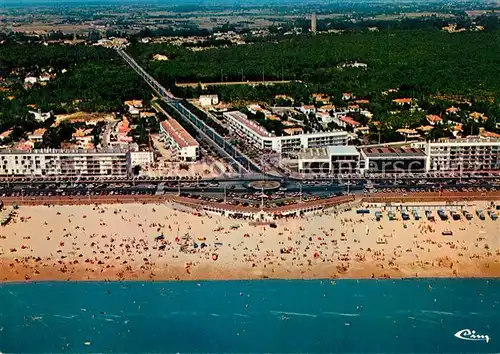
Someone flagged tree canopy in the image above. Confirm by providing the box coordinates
[130,29,500,100]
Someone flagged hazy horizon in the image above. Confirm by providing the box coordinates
[0,0,471,8]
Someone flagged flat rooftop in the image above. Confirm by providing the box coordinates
[224,111,274,138]
[326,145,360,156]
[298,145,359,160]
[362,147,426,158]
[161,118,199,148]
[297,147,329,161]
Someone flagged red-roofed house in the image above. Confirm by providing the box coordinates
[298,105,316,114]
[275,94,294,102]
[115,117,133,145]
[396,128,421,139]
[316,111,332,124]
[72,128,94,147]
[28,128,47,143]
[318,104,335,112]
[479,128,500,138]
[283,127,304,136]
[160,118,199,161]
[15,140,34,151]
[392,98,413,106]
[426,114,442,125]
[0,129,13,141]
[312,93,330,103]
[342,92,354,101]
[338,116,361,128]
[469,112,488,122]
[213,101,232,112]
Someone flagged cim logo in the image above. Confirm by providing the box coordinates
[455,329,490,343]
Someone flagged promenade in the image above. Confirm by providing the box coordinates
[3,190,500,219]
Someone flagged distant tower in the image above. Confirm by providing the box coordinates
[311,13,317,34]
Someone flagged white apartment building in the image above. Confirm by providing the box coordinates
[0,148,132,177]
[127,150,154,170]
[293,137,500,176]
[223,111,348,153]
[29,109,51,122]
[425,137,500,172]
[199,94,219,107]
[27,128,47,143]
[160,118,200,161]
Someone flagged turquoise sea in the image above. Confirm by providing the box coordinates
[0,279,498,353]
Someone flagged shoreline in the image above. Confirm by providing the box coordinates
[2,258,500,283]
[1,199,499,283]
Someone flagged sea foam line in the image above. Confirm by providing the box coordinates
[54,314,77,320]
[271,311,317,318]
[234,313,250,318]
[322,312,360,317]
[421,310,455,316]
[408,316,440,325]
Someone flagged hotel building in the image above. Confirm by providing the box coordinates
[296,146,427,175]
[296,137,500,176]
[0,148,132,177]
[223,111,348,153]
[424,137,500,172]
[160,118,200,161]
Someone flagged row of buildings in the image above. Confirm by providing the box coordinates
[223,111,348,153]
[0,147,153,177]
[296,137,500,175]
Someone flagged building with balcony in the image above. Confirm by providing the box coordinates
[0,148,133,177]
[127,150,154,171]
[160,118,200,161]
[425,137,500,172]
[223,111,348,153]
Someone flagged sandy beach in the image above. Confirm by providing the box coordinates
[1,200,499,282]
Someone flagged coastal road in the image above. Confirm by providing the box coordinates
[118,48,263,174]
[3,190,499,209]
